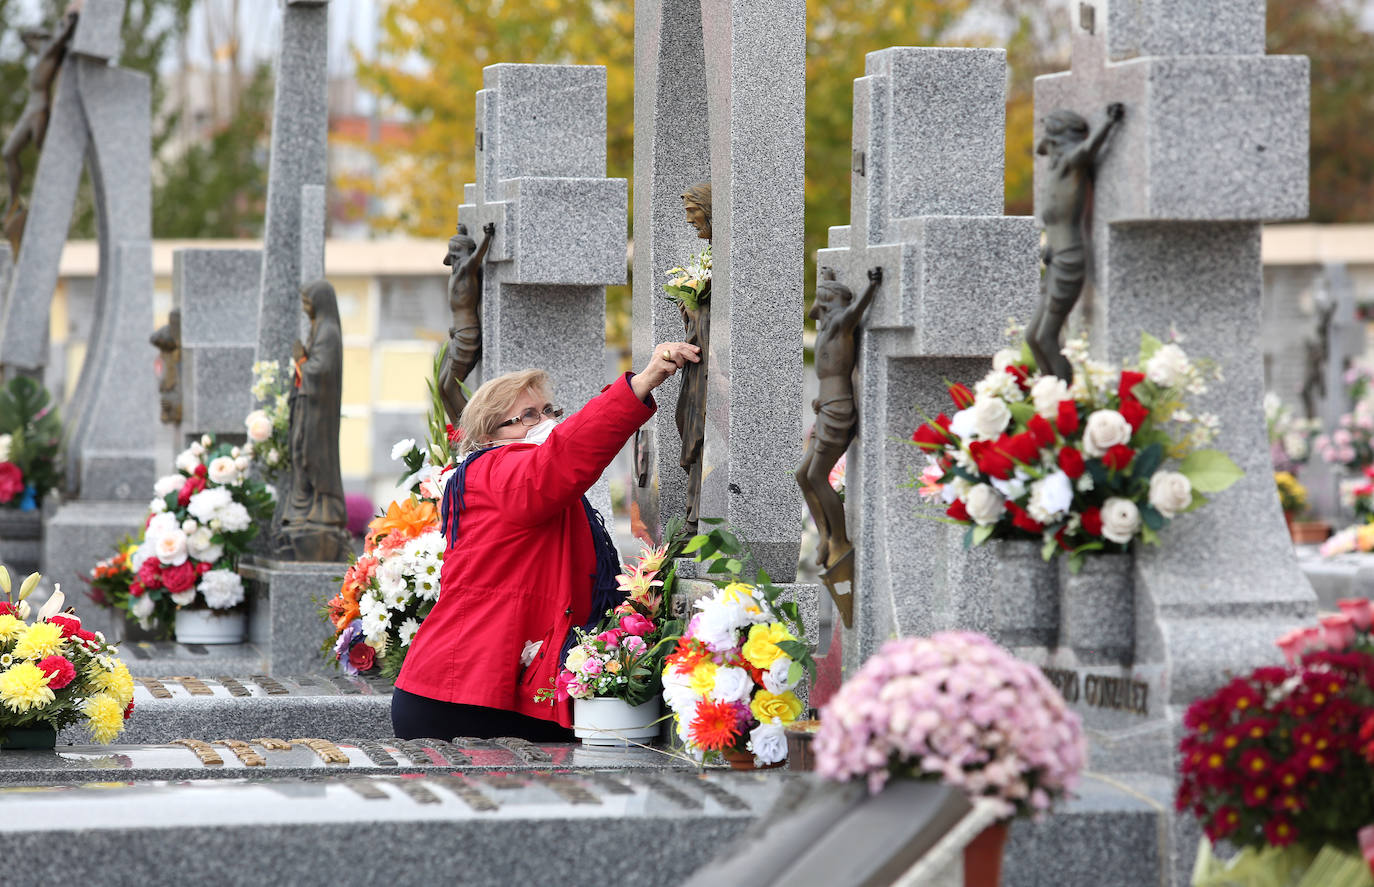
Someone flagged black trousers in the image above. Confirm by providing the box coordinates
[390,687,574,743]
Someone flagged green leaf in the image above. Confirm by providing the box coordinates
[1178,449,1244,493]
[1131,442,1164,481]
[699,517,724,526]
[1138,331,1163,364]
[1139,523,1160,546]
[1008,401,1034,424]
[787,661,803,686]
[1183,489,1208,513]
[1140,502,1165,531]
[681,535,708,554]
[971,524,995,546]
[1041,536,1059,561]
[724,558,743,575]
[963,525,975,549]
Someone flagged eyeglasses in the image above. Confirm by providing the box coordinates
[497,404,564,428]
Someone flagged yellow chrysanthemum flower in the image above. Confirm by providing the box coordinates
[742,622,795,671]
[750,689,803,726]
[688,660,719,697]
[13,621,64,661]
[88,663,134,708]
[0,661,55,713]
[82,693,125,744]
[0,613,22,642]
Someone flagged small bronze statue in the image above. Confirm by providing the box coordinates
[438,221,495,424]
[3,7,81,252]
[277,280,350,562]
[796,266,882,627]
[149,309,181,425]
[677,182,712,535]
[1301,299,1335,422]
[1026,102,1124,381]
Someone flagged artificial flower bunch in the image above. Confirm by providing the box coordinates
[1313,402,1374,471]
[83,538,139,614]
[659,523,815,767]
[911,333,1242,570]
[536,541,680,707]
[0,572,135,744]
[1347,465,1374,524]
[1275,471,1309,518]
[1178,601,1374,858]
[814,631,1085,819]
[1321,524,1374,558]
[119,436,275,629]
[0,376,63,510]
[242,360,292,482]
[663,246,711,311]
[325,496,441,678]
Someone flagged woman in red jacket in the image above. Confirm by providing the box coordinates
[392,341,701,741]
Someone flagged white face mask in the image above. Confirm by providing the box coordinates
[523,417,557,445]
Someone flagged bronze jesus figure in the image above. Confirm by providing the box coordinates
[438,221,495,424]
[1026,102,1124,381]
[677,182,712,535]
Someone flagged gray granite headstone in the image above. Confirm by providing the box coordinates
[174,249,263,439]
[67,0,124,61]
[814,47,1039,668]
[1028,2,1315,883]
[457,63,627,522]
[255,0,330,372]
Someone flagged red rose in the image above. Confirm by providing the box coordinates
[1119,397,1148,432]
[1080,506,1103,537]
[136,558,163,589]
[1118,370,1145,401]
[1005,501,1044,534]
[193,464,208,478]
[348,641,376,672]
[178,475,207,507]
[1102,444,1136,471]
[948,383,975,409]
[970,441,1014,480]
[912,414,953,451]
[1005,364,1031,390]
[37,655,76,690]
[196,561,213,575]
[1027,414,1055,448]
[1056,400,1080,436]
[1058,446,1086,479]
[129,581,146,597]
[161,561,198,594]
[1054,527,1072,551]
[0,462,23,504]
[946,499,970,521]
[998,432,1040,466]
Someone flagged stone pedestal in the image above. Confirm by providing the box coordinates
[44,500,148,640]
[240,556,345,676]
[0,509,43,579]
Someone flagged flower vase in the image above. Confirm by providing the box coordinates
[0,723,57,749]
[174,607,246,645]
[1059,553,1134,665]
[572,696,661,746]
[963,820,1008,887]
[1289,520,1331,545]
[721,746,786,771]
[993,540,1058,648]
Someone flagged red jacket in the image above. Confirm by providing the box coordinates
[396,375,655,726]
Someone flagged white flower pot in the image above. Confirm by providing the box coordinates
[174,607,246,645]
[572,696,661,746]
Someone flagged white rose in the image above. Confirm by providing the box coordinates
[1029,375,1070,419]
[173,448,200,474]
[199,570,244,609]
[564,646,591,674]
[1082,410,1133,457]
[266,449,280,466]
[1145,344,1190,388]
[0,433,12,462]
[1027,470,1074,524]
[181,519,198,534]
[968,397,1012,440]
[709,666,754,704]
[965,484,1005,526]
[186,527,224,563]
[169,590,197,606]
[130,594,155,619]
[148,497,167,514]
[154,529,189,566]
[390,439,417,461]
[762,657,799,694]
[1148,471,1192,519]
[234,456,251,473]
[201,434,213,448]
[747,718,789,766]
[208,456,238,485]
[1100,497,1141,544]
[244,410,273,444]
[975,370,1022,404]
[991,349,1021,373]
[154,474,185,498]
[145,511,179,541]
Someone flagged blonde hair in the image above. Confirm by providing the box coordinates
[456,369,554,458]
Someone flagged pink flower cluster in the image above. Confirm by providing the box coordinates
[813,631,1085,819]
[1277,599,1374,664]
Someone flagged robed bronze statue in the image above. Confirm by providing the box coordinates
[796,266,881,627]
[438,221,495,424]
[149,309,181,425]
[1026,102,1124,381]
[677,182,712,535]
[3,8,80,252]
[277,280,350,562]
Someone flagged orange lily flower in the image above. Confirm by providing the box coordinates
[367,497,438,546]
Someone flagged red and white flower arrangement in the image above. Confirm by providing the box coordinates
[814,631,1085,819]
[911,334,1242,570]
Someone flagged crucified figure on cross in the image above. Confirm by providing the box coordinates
[3,6,82,252]
[1026,101,1124,382]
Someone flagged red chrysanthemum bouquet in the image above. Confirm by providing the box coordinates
[911,334,1242,570]
[1181,601,1374,883]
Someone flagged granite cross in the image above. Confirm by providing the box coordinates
[457,64,628,520]
[1030,2,1315,882]
[815,47,1038,661]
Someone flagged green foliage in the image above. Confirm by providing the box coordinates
[1179,449,1245,494]
[0,376,62,507]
